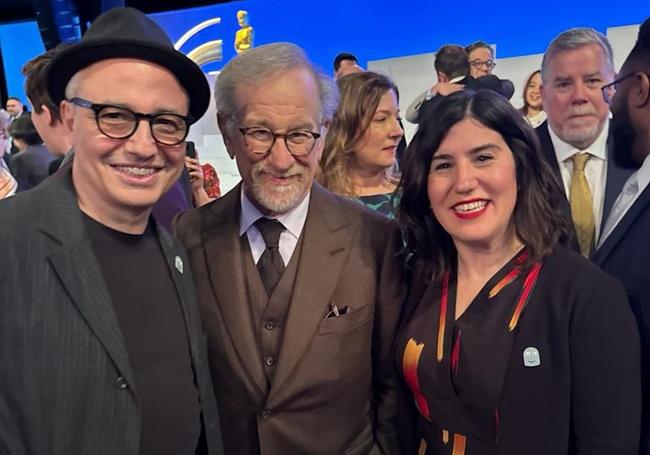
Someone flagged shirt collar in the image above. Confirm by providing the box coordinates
[549,119,609,162]
[449,75,465,84]
[631,153,650,193]
[239,186,311,240]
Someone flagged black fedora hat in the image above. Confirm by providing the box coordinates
[47,7,209,123]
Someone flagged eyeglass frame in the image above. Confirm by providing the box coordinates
[469,59,496,70]
[67,97,192,146]
[238,126,322,157]
[601,73,639,104]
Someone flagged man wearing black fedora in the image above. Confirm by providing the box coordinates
[0,7,222,455]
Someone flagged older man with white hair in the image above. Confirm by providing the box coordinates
[175,42,404,455]
[537,27,633,257]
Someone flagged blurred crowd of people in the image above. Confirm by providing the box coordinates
[1,6,650,455]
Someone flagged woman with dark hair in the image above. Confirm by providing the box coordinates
[319,71,403,218]
[395,90,641,454]
[519,70,546,127]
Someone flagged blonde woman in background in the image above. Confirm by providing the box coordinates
[520,70,546,127]
[320,71,403,218]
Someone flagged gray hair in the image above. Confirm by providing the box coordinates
[214,42,339,132]
[541,28,615,83]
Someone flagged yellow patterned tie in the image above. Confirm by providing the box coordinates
[569,153,595,257]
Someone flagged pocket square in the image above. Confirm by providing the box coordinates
[325,302,351,319]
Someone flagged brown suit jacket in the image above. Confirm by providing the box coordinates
[175,183,405,455]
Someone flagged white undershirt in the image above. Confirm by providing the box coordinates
[239,188,310,265]
[549,121,609,242]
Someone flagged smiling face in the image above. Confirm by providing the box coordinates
[525,71,543,111]
[350,89,403,173]
[468,47,494,78]
[541,43,614,149]
[62,58,189,225]
[221,67,324,215]
[428,117,518,250]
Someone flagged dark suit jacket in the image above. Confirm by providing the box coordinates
[398,247,641,454]
[175,183,405,455]
[535,120,632,244]
[0,168,223,455]
[593,183,650,455]
[9,143,55,191]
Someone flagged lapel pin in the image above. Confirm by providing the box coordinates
[523,347,541,367]
[175,256,184,274]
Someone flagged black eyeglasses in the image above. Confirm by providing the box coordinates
[239,126,321,157]
[469,59,496,70]
[601,73,636,103]
[68,97,191,146]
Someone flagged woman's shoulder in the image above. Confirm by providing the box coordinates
[542,246,626,300]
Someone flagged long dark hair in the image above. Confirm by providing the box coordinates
[398,90,570,281]
[519,69,541,116]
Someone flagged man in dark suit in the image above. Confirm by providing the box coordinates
[406,44,514,125]
[175,42,404,455]
[537,27,632,257]
[21,44,74,174]
[593,17,650,454]
[7,114,54,191]
[0,8,222,455]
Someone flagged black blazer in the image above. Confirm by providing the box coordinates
[397,247,641,454]
[535,120,632,239]
[9,143,54,191]
[0,168,223,455]
[593,183,650,455]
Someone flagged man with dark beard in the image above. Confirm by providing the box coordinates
[174,43,404,455]
[593,16,650,455]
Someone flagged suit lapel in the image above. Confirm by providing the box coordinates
[43,169,135,387]
[594,184,650,265]
[156,224,203,369]
[268,185,356,406]
[536,121,563,179]
[601,136,634,232]
[202,184,268,396]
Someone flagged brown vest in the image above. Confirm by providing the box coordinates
[240,232,305,388]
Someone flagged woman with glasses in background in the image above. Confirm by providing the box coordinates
[319,71,403,218]
[519,70,546,128]
[395,89,641,454]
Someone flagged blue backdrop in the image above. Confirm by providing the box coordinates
[2,0,650,104]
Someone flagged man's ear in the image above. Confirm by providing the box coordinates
[436,71,449,83]
[632,72,650,109]
[217,113,236,159]
[59,100,75,135]
[40,105,55,127]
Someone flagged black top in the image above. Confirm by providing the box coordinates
[396,246,642,455]
[398,249,530,454]
[83,214,201,455]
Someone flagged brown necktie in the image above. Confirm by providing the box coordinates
[255,218,285,294]
[569,153,595,257]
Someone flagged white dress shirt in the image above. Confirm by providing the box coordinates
[599,153,650,246]
[549,121,609,242]
[239,188,310,265]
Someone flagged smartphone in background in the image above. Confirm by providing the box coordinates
[186,141,197,159]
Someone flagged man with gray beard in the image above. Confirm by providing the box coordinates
[536,27,633,257]
[174,42,404,455]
